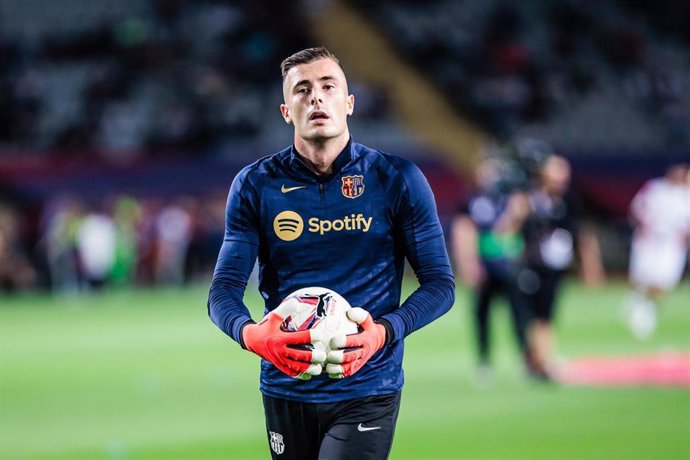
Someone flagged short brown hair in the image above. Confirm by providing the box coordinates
[280,46,344,79]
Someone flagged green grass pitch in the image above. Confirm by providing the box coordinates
[1,279,688,459]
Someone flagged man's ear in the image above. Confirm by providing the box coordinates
[280,104,292,124]
[346,94,355,116]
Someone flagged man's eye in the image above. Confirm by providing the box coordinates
[324,85,334,90]
[298,88,309,94]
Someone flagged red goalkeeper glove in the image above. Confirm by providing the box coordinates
[325,307,387,379]
[242,299,326,380]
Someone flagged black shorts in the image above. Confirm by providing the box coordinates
[262,392,401,460]
[524,266,563,321]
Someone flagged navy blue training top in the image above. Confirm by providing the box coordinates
[208,139,455,403]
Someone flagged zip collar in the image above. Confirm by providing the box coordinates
[289,138,355,182]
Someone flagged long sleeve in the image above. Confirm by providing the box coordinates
[380,159,456,341]
[207,167,260,346]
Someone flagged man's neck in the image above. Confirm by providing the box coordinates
[294,133,350,175]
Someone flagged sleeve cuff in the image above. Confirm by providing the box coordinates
[237,319,255,349]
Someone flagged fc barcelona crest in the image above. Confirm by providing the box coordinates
[269,431,285,455]
[341,175,365,199]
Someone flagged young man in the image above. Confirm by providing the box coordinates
[520,155,603,380]
[625,163,690,340]
[452,158,532,383]
[208,47,455,460]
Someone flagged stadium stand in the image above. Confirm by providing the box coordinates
[349,0,690,151]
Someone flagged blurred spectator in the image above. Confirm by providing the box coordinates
[135,197,164,286]
[76,207,117,290]
[0,202,37,291]
[185,189,226,282]
[110,195,142,287]
[625,163,690,340]
[154,198,193,285]
[41,196,82,293]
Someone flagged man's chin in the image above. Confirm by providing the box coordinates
[300,128,339,141]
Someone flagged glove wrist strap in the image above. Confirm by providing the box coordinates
[375,318,395,346]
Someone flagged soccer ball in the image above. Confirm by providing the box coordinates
[279,286,358,354]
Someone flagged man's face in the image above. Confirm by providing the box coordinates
[542,156,571,195]
[280,58,354,142]
[667,164,689,185]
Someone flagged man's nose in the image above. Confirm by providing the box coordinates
[311,91,323,105]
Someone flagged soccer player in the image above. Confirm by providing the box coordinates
[625,163,690,340]
[520,155,604,380]
[207,47,455,460]
[452,159,532,383]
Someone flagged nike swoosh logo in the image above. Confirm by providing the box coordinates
[281,185,307,193]
[357,423,381,432]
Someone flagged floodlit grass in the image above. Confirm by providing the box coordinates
[1,279,688,459]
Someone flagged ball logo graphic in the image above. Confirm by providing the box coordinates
[279,287,358,355]
[274,211,304,241]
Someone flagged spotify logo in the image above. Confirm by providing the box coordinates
[273,211,304,241]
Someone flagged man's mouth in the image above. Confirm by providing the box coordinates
[309,111,329,121]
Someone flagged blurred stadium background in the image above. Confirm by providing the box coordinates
[0,0,688,459]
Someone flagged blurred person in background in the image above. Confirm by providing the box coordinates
[520,155,604,380]
[110,195,142,287]
[185,189,227,282]
[41,196,82,293]
[0,201,37,292]
[154,197,194,285]
[76,204,117,291]
[625,163,690,340]
[208,47,454,460]
[452,158,532,383]
[135,197,164,286]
